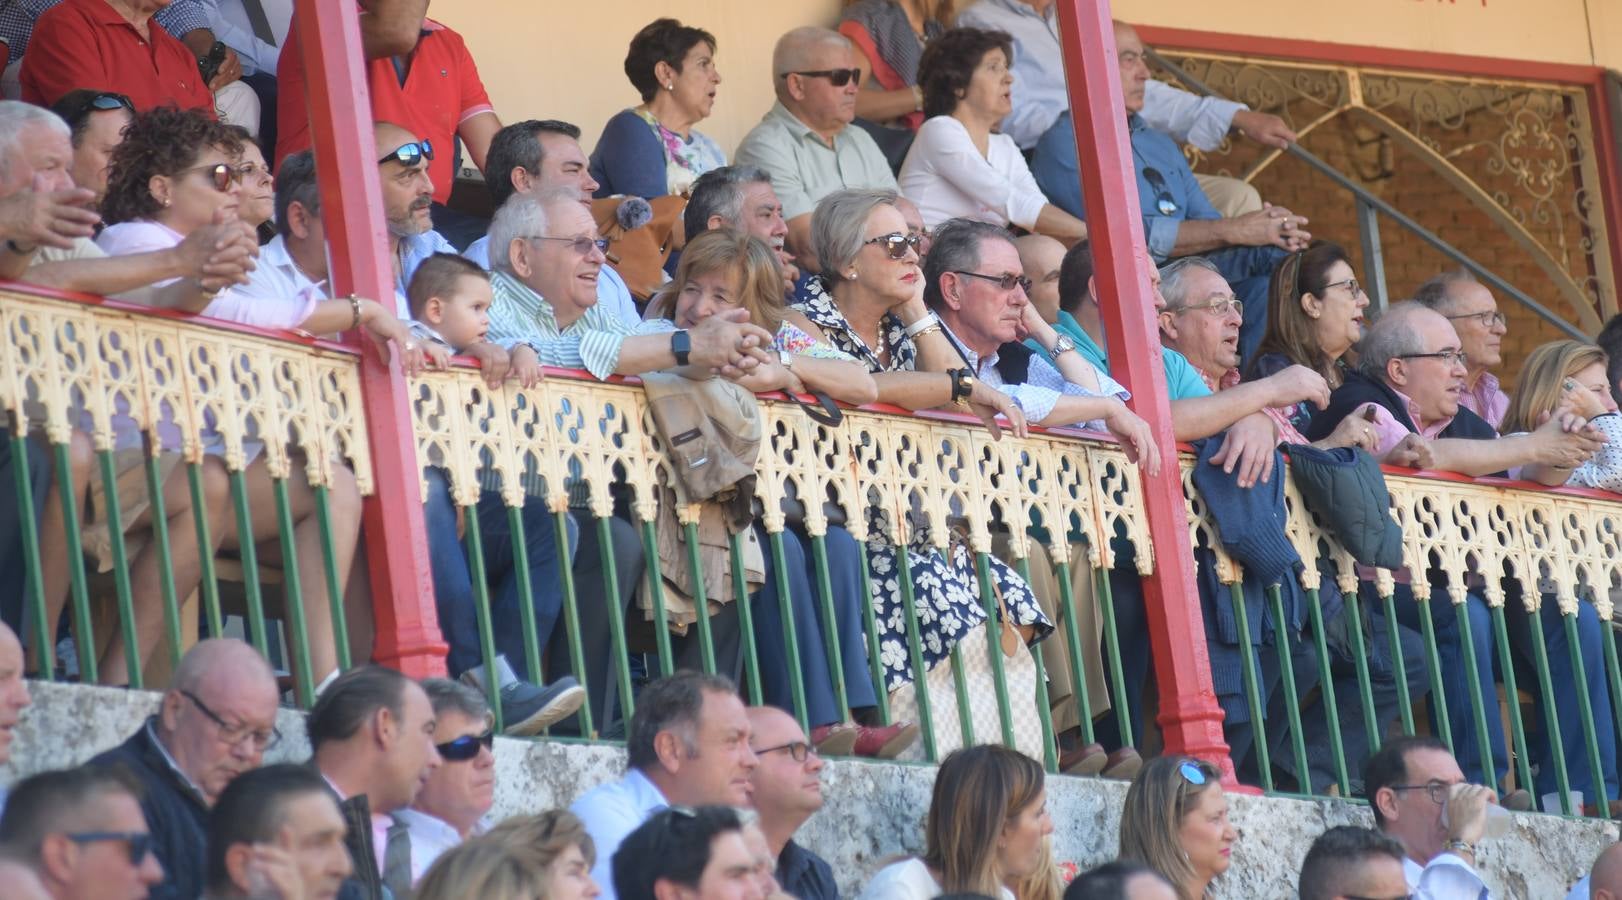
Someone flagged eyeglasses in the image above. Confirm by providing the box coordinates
[1445,309,1507,329]
[1387,780,1455,806]
[782,68,862,87]
[1142,166,1179,217]
[1323,276,1365,297]
[180,162,246,192]
[180,689,281,750]
[1400,349,1469,367]
[61,91,134,121]
[530,235,610,256]
[863,231,922,260]
[436,729,495,762]
[66,831,153,865]
[754,741,817,763]
[952,270,1033,293]
[1177,760,1211,787]
[1173,296,1243,317]
[379,140,434,168]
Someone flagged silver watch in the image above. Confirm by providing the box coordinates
[1050,334,1076,357]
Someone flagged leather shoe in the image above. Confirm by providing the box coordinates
[1500,789,1533,812]
[1059,742,1108,776]
[852,721,920,759]
[1101,747,1144,781]
[810,723,858,757]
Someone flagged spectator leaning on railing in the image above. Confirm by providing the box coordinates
[203,764,354,900]
[0,765,165,900]
[85,638,279,900]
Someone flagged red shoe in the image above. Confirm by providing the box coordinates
[852,721,920,759]
[809,723,858,757]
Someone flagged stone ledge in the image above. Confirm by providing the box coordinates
[2,682,1611,898]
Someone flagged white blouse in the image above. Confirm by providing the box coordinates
[899,115,1052,230]
[1568,413,1622,493]
[858,858,1017,900]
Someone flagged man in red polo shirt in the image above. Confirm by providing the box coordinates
[277,0,500,244]
[18,0,213,113]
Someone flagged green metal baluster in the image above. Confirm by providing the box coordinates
[809,534,850,721]
[1229,582,1272,791]
[1014,554,1057,773]
[1053,553,1096,746]
[1414,594,1453,750]
[1602,615,1622,766]
[596,516,636,722]
[638,521,675,678]
[271,479,314,707]
[10,435,51,680]
[95,449,139,687]
[53,443,95,681]
[853,539,890,725]
[554,511,594,737]
[1341,588,1380,753]
[948,643,976,748]
[1380,591,1415,735]
[1525,605,1573,815]
[1489,605,1533,799]
[188,462,222,638]
[893,542,937,762]
[462,507,504,733]
[141,453,182,673]
[1563,607,1609,820]
[767,529,810,735]
[975,552,1015,748]
[228,470,268,659]
[1095,565,1134,748]
[1266,585,1312,794]
[728,531,763,706]
[1452,597,1496,786]
[312,485,350,671]
[680,522,716,675]
[507,506,545,686]
[1304,588,1349,794]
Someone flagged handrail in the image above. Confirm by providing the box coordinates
[1144,47,1589,342]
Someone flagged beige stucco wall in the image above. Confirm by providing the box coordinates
[431,0,1617,164]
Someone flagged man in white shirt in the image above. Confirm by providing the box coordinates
[569,672,758,900]
[1364,735,1498,899]
[392,679,496,889]
[237,149,325,310]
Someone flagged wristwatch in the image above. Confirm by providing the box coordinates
[670,330,691,366]
[779,350,793,369]
[950,367,975,403]
[1050,334,1076,358]
[1442,839,1476,857]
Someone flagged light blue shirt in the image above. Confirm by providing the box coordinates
[569,768,669,900]
[396,229,459,319]
[1072,317,1211,402]
[463,234,642,329]
[956,0,1245,151]
[1127,114,1222,261]
[941,321,1126,427]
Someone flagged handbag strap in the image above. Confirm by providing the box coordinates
[790,389,843,426]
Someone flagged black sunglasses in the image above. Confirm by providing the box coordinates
[1142,166,1179,217]
[952,270,1033,293]
[67,831,153,865]
[436,729,495,761]
[63,91,134,121]
[784,68,862,87]
[863,231,922,260]
[180,162,246,193]
[380,140,434,168]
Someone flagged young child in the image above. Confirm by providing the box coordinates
[407,252,495,351]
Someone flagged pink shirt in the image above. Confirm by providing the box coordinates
[1202,368,1310,445]
[95,220,315,330]
[1458,371,1509,430]
[1359,387,1455,458]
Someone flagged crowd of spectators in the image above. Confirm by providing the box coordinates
[0,0,1620,896]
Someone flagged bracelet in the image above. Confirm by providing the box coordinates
[902,312,941,340]
[1442,839,1476,857]
[348,295,362,331]
[909,323,943,342]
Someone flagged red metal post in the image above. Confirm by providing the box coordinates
[1052,0,1235,780]
[293,0,447,677]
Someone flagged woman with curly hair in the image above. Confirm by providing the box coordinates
[95,105,364,695]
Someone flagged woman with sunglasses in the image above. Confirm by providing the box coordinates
[859,745,1053,898]
[95,106,361,697]
[1118,757,1237,900]
[794,189,1051,753]
[898,28,1086,243]
[590,18,726,200]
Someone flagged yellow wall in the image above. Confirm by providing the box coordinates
[432,0,1617,162]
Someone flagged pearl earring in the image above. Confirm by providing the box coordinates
[847,270,858,281]
[665,82,674,91]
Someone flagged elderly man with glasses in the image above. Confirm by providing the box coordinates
[84,638,280,900]
[1413,269,1512,430]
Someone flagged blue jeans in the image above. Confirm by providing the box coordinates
[750,525,878,728]
[1510,595,1618,801]
[422,468,577,680]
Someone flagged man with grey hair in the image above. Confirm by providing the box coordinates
[85,638,280,900]
[391,679,497,889]
[734,26,897,273]
[683,164,798,292]
[1413,269,1510,429]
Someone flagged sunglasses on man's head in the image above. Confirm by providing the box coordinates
[783,68,862,88]
[180,162,246,192]
[63,91,134,121]
[863,231,922,260]
[436,729,495,762]
[380,140,434,168]
[67,831,153,865]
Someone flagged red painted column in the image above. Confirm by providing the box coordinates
[1052,0,1235,780]
[294,0,447,677]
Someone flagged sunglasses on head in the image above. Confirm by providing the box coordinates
[1178,759,1211,786]
[436,729,495,761]
[67,831,153,865]
[863,231,922,260]
[63,91,134,121]
[380,140,434,168]
[783,68,862,87]
[180,162,246,192]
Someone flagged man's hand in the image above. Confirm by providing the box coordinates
[208,46,243,91]
[1016,298,1053,344]
[1232,110,1297,149]
[1262,364,1330,411]
[1207,412,1278,488]
[0,174,99,250]
[179,209,259,290]
[730,359,801,394]
[1444,782,1497,847]
[1319,412,1378,452]
[508,344,544,389]
[1225,204,1311,251]
[688,308,775,373]
[462,340,511,390]
[1382,433,1433,469]
[1102,400,1160,476]
[1530,408,1605,469]
[965,380,1028,441]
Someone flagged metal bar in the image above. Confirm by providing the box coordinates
[809,535,851,721]
[94,450,139,687]
[1015,554,1059,773]
[1054,554,1096,745]
[1563,609,1609,820]
[1489,605,1534,799]
[1415,595,1454,751]
[1095,565,1134,748]
[1229,582,1272,791]
[1342,588,1380,753]
[1305,587,1350,794]
[508,507,545,687]
[461,508,504,733]
[54,442,95,682]
[1603,615,1622,767]
[595,516,635,722]
[1356,199,1389,314]
[853,539,890,725]
[1380,591,1416,735]
[765,529,809,733]
[680,521,716,676]
[1525,606,1574,814]
[228,470,268,660]
[1265,586,1311,793]
[948,643,976,748]
[312,485,350,671]
[1453,600,1497,786]
[553,510,593,737]
[1145,47,1587,340]
[638,521,674,678]
[142,453,182,674]
[271,478,315,707]
[894,543,938,762]
[9,435,51,679]
[187,462,222,639]
[1053,0,1234,776]
[728,531,763,706]
[293,0,446,678]
[976,552,1016,748]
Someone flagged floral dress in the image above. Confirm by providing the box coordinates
[793,277,1053,691]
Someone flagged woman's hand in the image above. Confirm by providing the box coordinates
[1102,399,1160,476]
[966,380,1028,440]
[1317,413,1378,452]
[360,303,444,377]
[730,358,802,394]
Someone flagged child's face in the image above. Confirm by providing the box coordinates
[432,276,493,349]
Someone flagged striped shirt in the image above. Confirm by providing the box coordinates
[484,269,673,380]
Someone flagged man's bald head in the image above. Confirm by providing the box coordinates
[746,706,823,830]
[0,620,30,766]
[173,637,276,694]
[159,639,280,805]
[1592,842,1622,900]
[373,121,418,158]
[745,705,800,744]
